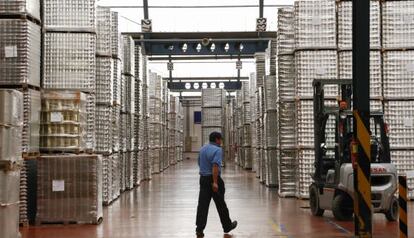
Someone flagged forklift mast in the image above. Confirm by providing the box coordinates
[312,79,353,184]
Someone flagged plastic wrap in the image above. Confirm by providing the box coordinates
[382,1,414,49]
[338,1,381,50]
[265,149,279,187]
[264,110,278,148]
[122,35,135,76]
[202,107,224,127]
[95,105,112,154]
[43,33,96,91]
[294,0,336,49]
[277,8,295,55]
[96,57,114,105]
[294,50,338,98]
[278,149,297,197]
[113,58,122,105]
[0,203,20,238]
[40,90,88,152]
[297,149,315,199]
[264,75,277,111]
[255,53,266,87]
[0,90,23,126]
[111,11,121,57]
[297,100,336,148]
[242,102,251,125]
[102,155,112,205]
[201,89,225,108]
[43,0,96,31]
[339,51,382,98]
[0,0,40,20]
[390,150,414,199]
[279,101,296,149]
[383,51,414,99]
[96,7,111,56]
[0,170,20,204]
[21,89,40,153]
[384,101,414,149]
[36,154,103,224]
[278,55,295,101]
[0,19,41,87]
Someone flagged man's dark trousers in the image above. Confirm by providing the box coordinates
[196,175,232,232]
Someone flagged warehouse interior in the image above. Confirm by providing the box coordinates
[1,0,414,237]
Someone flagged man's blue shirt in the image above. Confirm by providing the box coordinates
[198,143,222,176]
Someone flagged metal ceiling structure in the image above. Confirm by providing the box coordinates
[125,0,272,93]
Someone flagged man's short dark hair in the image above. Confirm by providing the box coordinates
[209,132,222,143]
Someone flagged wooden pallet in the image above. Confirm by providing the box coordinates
[22,152,40,159]
[0,13,41,25]
[36,217,103,226]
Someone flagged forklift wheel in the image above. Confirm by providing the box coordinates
[385,196,398,222]
[332,194,353,221]
[310,185,324,216]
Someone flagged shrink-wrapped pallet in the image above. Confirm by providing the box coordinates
[36,154,103,224]
[0,19,41,87]
[382,1,414,49]
[43,0,96,31]
[0,0,40,20]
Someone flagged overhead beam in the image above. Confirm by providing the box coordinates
[128,31,277,40]
[148,55,254,61]
[168,81,242,91]
[162,77,249,81]
[101,4,292,9]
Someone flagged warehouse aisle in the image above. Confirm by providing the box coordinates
[21,159,405,238]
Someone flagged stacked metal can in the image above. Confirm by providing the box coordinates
[109,11,122,202]
[263,75,279,187]
[0,1,42,226]
[119,35,136,191]
[381,0,414,198]
[294,0,337,199]
[95,7,116,205]
[0,90,23,237]
[277,7,297,197]
[201,89,226,159]
[249,73,258,173]
[148,71,163,174]
[240,82,253,170]
[42,0,97,152]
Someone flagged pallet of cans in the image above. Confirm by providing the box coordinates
[0,89,23,238]
[42,0,96,32]
[337,1,381,50]
[0,18,41,87]
[294,0,336,50]
[0,90,23,162]
[36,154,103,225]
[382,1,414,50]
[43,32,96,92]
[0,0,41,21]
[40,90,88,153]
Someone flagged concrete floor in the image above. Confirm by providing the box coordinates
[21,159,410,238]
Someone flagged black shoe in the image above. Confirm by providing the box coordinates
[224,220,238,233]
[196,230,204,237]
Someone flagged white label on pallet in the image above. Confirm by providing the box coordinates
[4,45,17,58]
[403,118,413,128]
[50,112,63,122]
[312,16,322,25]
[52,180,65,192]
[316,67,327,75]
[403,13,413,24]
[406,63,414,73]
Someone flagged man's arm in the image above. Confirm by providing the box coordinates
[211,148,222,193]
[212,164,219,193]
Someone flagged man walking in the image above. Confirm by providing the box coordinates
[195,132,237,237]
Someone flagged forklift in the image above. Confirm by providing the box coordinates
[309,79,398,221]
